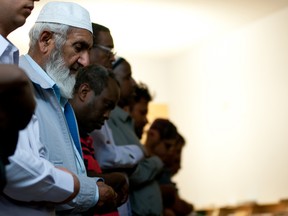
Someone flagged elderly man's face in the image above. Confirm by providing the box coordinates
[45,28,93,99]
[62,28,93,74]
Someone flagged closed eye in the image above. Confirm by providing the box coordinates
[73,41,90,53]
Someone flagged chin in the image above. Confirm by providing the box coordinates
[93,125,102,130]
[97,124,103,129]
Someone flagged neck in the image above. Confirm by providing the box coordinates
[0,24,15,38]
[118,98,131,110]
[0,30,8,38]
[28,49,46,69]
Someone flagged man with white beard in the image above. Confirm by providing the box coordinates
[0,1,117,215]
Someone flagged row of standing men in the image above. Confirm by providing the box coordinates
[0,1,193,215]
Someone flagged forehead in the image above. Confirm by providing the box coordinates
[136,98,149,106]
[134,99,148,110]
[161,138,177,145]
[98,78,119,100]
[96,31,114,46]
[66,28,93,47]
[114,62,132,77]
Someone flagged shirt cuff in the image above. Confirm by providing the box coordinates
[50,168,74,202]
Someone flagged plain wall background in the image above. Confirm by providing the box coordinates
[126,6,288,208]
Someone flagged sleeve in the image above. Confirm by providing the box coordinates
[3,115,75,203]
[91,123,144,169]
[62,175,99,213]
[128,156,164,188]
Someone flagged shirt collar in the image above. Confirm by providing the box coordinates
[114,106,132,123]
[0,35,9,55]
[25,54,55,87]
[0,35,19,64]
[53,84,67,108]
[24,54,67,108]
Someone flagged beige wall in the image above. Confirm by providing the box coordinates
[171,7,288,208]
[129,7,288,209]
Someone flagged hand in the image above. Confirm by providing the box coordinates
[87,171,129,207]
[172,193,194,215]
[160,184,177,207]
[101,172,129,205]
[94,181,118,213]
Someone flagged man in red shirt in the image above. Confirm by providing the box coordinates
[70,64,128,215]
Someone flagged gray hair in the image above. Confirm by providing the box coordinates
[28,23,70,51]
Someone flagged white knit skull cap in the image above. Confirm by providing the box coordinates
[35,1,93,33]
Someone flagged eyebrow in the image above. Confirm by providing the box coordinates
[74,40,92,50]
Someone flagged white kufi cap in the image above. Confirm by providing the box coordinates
[36,1,92,33]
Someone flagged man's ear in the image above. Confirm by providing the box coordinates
[78,83,91,102]
[39,31,54,53]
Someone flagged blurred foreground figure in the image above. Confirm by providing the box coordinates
[0,64,36,189]
[0,0,39,189]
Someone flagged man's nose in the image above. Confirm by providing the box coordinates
[78,51,90,66]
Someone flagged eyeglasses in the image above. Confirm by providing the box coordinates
[94,44,117,57]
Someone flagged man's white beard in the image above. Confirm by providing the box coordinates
[45,49,76,99]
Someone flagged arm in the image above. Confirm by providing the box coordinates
[128,156,164,188]
[81,136,128,212]
[94,120,163,187]
[3,116,78,203]
[94,181,118,214]
[88,171,129,207]
[91,123,144,169]
[171,193,194,216]
[0,64,35,131]
[0,64,36,164]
